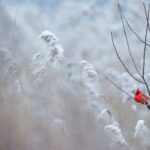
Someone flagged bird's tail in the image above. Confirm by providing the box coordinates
[146,102,150,110]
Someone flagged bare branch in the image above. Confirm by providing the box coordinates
[109,2,150,106]
[118,3,141,76]
[122,15,150,47]
[142,3,150,77]
[111,32,144,84]
[142,3,150,96]
[106,77,150,110]
[105,77,134,100]
[143,3,150,33]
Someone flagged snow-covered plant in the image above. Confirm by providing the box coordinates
[0,49,23,93]
[31,30,64,86]
[1,1,150,149]
[97,108,113,124]
[79,60,99,101]
[39,30,64,67]
[39,30,59,45]
[134,120,146,137]
[134,120,150,146]
[0,49,17,77]
[97,107,127,146]
[104,123,127,146]
[134,120,149,137]
[31,52,47,87]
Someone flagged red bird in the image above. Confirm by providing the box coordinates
[134,88,150,109]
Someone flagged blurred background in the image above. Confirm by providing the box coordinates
[0,0,150,149]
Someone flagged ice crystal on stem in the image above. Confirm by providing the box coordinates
[134,120,150,146]
[31,30,64,86]
[80,60,99,102]
[105,124,127,146]
[134,120,147,137]
[0,49,24,93]
[31,52,47,87]
[39,30,64,67]
[97,108,113,124]
[1,49,17,77]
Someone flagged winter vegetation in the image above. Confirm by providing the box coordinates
[0,0,150,150]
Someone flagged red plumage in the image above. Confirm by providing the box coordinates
[134,88,149,104]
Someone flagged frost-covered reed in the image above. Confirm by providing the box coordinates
[134,120,150,146]
[0,1,150,150]
[104,123,127,146]
[31,30,64,86]
[39,30,64,67]
[79,60,100,102]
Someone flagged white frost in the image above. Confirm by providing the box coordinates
[39,30,64,67]
[134,120,145,137]
[97,108,112,124]
[105,124,127,145]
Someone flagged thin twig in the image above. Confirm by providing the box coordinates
[142,3,149,77]
[123,15,150,47]
[143,3,150,33]
[109,2,150,109]
[118,3,141,76]
[106,76,150,110]
[105,77,134,100]
[111,32,144,84]
[142,3,150,96]
[143,77,150,96]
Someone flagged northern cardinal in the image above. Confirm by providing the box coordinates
[134,88,150,109]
